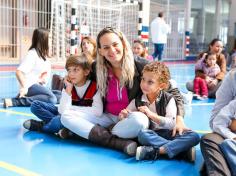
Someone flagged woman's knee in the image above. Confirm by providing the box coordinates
[48,95,57,104]
[127,112,149,130]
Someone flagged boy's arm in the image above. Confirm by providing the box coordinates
[58,89,72,114]
[167,87,185,117]
[58,76,74,114]
[67,90,103,117]
[166,86,190,136]
[141,98,177,130]
[212,99,236,139]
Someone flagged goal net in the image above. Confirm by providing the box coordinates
[50,0,139,64]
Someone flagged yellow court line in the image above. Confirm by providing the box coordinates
[0,161,41,176]
[0,109,34,117]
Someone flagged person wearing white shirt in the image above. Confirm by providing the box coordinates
[3,28,58,108]
[150,12,170,61]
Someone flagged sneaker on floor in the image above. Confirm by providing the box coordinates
[58,128,74,139]
[136,146,159,161]
[3,98,13,108]
[186,147,196,163]
[193,94,201,100]
[23,119,44,131]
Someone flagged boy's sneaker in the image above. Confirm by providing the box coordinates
[3,98,13,108]
[23,119,44,131]
[58,128,74,139]
[136,146,159,161]
[186,147,196,163]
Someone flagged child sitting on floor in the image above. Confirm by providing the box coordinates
[193,52,220,100]
[23,54,103,137]
[119,61,200,162]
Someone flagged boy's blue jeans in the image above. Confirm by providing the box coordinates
[220,139,236,176]
[138,129,200,158]
[30,100,63,133]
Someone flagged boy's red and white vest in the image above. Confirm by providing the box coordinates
[135,91,173,131]
[71,81,97,107]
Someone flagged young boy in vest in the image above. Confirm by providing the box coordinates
[23,54,103,137]
[119,61,200,162]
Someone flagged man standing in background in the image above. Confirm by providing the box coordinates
[150,12,170,61]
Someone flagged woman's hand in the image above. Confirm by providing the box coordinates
[64,76,73,95]
[172,115,191,136]
[38,72,47,85]
[118,108,130,120]
[19,87,28,97]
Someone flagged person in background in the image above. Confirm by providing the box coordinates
[80,36,97,61]
[193,53,220,100]
[132,39,153,61]
[186,38,226,98]
[3,27,57,108]
[150,12,170,61]
[227,41,236,70]
[200,68,236,176]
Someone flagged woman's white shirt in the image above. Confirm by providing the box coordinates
[17,49,51,89]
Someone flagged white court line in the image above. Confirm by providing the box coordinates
[186,102,215,106]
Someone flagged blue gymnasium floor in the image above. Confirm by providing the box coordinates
[0,63,213,176]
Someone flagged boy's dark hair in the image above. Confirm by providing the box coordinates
[142,61,170,84]
[158,12,164,18]
[29,27,49,61]
[65,54,92,71]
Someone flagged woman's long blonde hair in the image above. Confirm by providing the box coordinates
[96,27,135,97]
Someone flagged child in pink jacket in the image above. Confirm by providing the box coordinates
[193,53,220,99]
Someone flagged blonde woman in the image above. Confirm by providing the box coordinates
[61,27,187,156]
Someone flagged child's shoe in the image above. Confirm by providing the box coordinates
[193,94,200,100]
[136,146,160,161]
[23,119,44,131]
[58,128,74,139]
[196,95,208,101]
[3,98,13,108]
